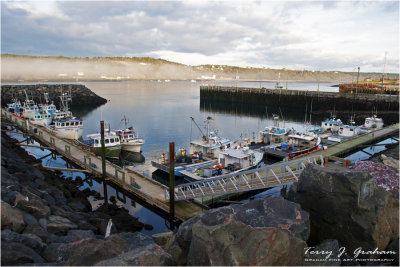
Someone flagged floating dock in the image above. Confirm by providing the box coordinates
[1,109,205,221]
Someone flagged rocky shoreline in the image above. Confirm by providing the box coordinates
[1,124,399,265]
[1,84,107,109]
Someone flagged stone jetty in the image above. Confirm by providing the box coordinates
[1,84,107,109]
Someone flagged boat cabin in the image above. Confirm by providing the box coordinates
[339,125,360,137]
[320,118,342,133]
[218,146,258,171]
[363,117,383,129]
[189,132,232,158]
[86,133,120,148]
[54,118,83,129]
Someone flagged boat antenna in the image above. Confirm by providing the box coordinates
[121,115,129,128]
[309,99,313,125]
[279,107,284,127]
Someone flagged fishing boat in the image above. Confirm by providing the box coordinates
[44,91,84,139]
[28,111,53,126]
[113,116,145,153]
[260,126,292,145]
[151,116,233,176]
[264,132,321,160]
[75,131,122,159]
[52,92,73,120]
[7,98,23,114]
[308,116,343,139]
[21,90,39,119]
[38,93,57,116]
[46,117,84,139]
[359,115,384,133]
[274,73,283,89]
[179,145,263,180]
[327,125,361,143]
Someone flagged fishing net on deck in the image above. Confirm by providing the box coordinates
[355,161,399,194]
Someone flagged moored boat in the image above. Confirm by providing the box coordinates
[113,116,145,153]
[359,115,384,133]
[327,124,361,143]
[75,131,122,159]
[180,145,263,180]
[47,117,84,139]
[28,111,53,126]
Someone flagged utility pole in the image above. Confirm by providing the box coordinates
[381,52,387,94]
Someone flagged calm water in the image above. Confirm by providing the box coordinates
[76,81,337,175]
[6,80,396,236]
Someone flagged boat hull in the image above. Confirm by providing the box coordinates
[121,142,143,153]
[91,146,122,159]
[52,127,84,140]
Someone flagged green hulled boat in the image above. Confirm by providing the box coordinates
[75,132,122,159]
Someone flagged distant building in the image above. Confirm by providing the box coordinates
[364,78,372,81]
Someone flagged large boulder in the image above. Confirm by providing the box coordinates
[46,215,78,235]
[167,195,309,265]
[15,199,51,219]
[95,243,175,266]
[1,200,26,233]
[286,164,399,255]
[1,229,46,254]
[1,241,44,265]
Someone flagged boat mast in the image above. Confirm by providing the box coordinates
[190,117,208,141]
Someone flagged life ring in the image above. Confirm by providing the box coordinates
[366,120,370,124]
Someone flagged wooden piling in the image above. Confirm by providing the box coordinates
[101,121,108,204]
[169,142,175,224]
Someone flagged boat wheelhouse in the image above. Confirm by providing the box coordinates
[327,125,361,143]
[7,100,23,114]
[29,111,53,126]
[114,127,145,153]
[76,132,121,159]
[360,116,384,133]
[259,126,291,145]
[38,93,57,116]
[46,117,84,139]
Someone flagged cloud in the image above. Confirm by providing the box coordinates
[1,0,398,72]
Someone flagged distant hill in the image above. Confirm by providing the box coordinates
[1,54,398,83]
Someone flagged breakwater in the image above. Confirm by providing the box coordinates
[200,86,399,124]
[1,84,107,109]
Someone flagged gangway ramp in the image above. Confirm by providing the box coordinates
[166,155,324,201]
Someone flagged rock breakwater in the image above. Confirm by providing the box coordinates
[1,84,107,109]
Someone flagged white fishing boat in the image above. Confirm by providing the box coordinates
[151,116,233,176]
[309,116,343,139]
[360,115,384,133]
[44,91,84,139]
[327,125,361,143]
[28,111,53,126]
[180,145,263,180]
[38,93,57,116]
[21,90,39,119]
[113,116,145,153]
[75,131,121,158]
[7,98,23,114]
[46,117,84,139]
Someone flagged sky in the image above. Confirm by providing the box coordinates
[1,0,399,72]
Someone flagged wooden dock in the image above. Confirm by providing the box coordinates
[295,123,399,159]
[1,109,206,221]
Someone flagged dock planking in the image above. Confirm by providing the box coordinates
[1,109,205,221]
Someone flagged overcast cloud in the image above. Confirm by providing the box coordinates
[1,0,399,72]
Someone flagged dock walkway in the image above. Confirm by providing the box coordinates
[1,109,205,221]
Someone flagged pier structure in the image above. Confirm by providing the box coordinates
[200,85,399,124]
[1,109,204,221]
